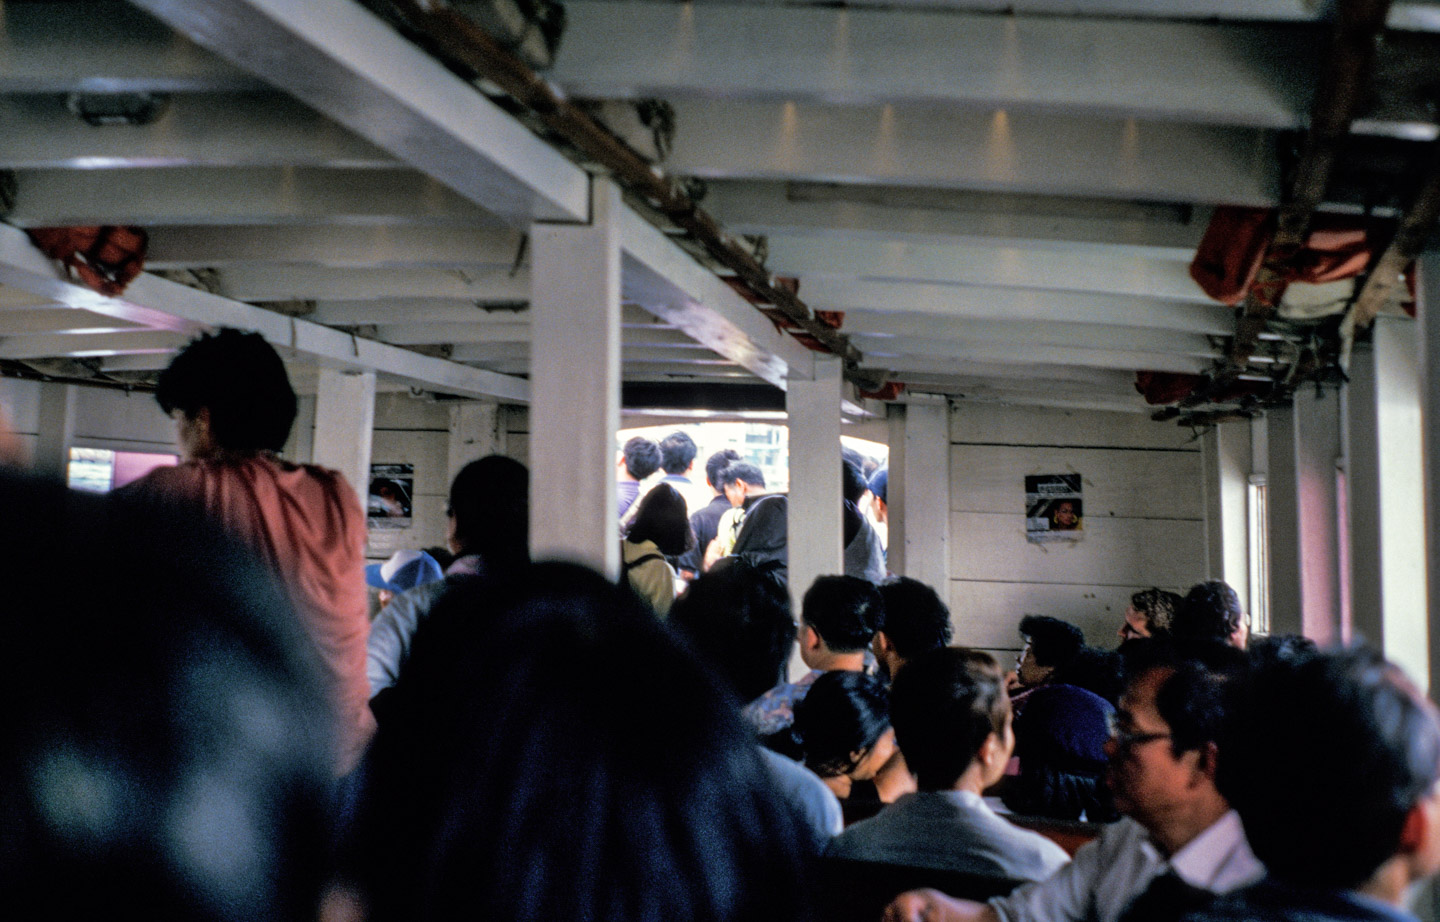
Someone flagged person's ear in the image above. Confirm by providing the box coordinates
[1400,800,1431,855]
[803,624,821,651]
[1188,740,1220,786]
[873,631,895,656]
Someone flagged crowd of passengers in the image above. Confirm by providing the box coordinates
[4,327,1440,922]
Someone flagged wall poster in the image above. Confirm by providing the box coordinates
[368,463,414,528]
[1025,473,1082,543]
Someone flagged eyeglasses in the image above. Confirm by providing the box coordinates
[1106,712,1171,749]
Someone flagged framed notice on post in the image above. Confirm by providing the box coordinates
[1025,473,1082,543]
[368,463,414,529]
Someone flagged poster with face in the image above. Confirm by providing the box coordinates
[1025,473,1082,543]
[368,463,414,529]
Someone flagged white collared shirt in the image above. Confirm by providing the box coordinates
[989,811,1263,922]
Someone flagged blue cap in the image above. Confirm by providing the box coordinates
[366,549,444,594]
[868,468,888,503]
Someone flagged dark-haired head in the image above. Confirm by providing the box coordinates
[1219,648,1440,891]
[622,436,662,480]
[802,575,885,655]
[874,578,952,675]
[891,649,1010,792]
[842,453,868,504]
[1173,580,1248,649]
[705,449,743,490]
[448,455,529,569]
[1017,615,1084,685]
[792,670,891,780]
[1123,588,1182,640]
[659,431,698,475]
[626,483,696,557]
[351,562,811,922]
[722,462,766,490]
[670,559,795,704]
[1,471,334,921]
[156,328,297,454]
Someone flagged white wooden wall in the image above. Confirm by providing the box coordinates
[948,403,1207,653]
[2,378,179,460]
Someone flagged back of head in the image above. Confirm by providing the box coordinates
[793,670,890,778]
[1019,615,1085,669]
[669,560,795,703]
[876,578,953,662]
[448,455,529,566]
[732,494,787,560]
[1130,588,1182,635]
[868,468,888,504]
[802,575,885,653]
[659,431,698,475]
[705,449,743,489]
[890,649,1008,791]
[0,471,333,922]
[352,562,809,922]
[623,436,663,480]
[1219,647,1440,890]
[1172,580,1244,646]
[841,453,868,504]
[722,461,765,490]
[1050,645,1124,705]
[155,328,297,452]
[626,482,696,556]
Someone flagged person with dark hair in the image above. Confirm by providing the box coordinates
[744,575,887,737]
[1191,648,1440,922]
[657,430,710,516]
[346,563,811,922]
[869,467,889,524]
[123,327,372,772]
[367,455,529,699]
[1244,632,1317,672]
[669,560,843,852]
[1119,588,1184,642]
[1172,580,1248,650]
[677,448,742,578]
[1009,616,1085,715]
[622,482,695,617]
[829,649,1069,880]
[616,434,662,519]
[1,470,336,922]
[792,670,901,805]
[1002,678,1117,823]
[884,641,1261,922]
[873,577,954,679]
[707,461,768,566]
[728,493,788,588]
[843,453,887,583]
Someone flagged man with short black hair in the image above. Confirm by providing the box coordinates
[708,461,768,565]
[885,642,1261,922]
[873,578,954,679]
[742,575,886,737]
[657,430,709,516]
[1010,616,1085,712]
[828,648,1069,880]
[1189,648,1440,922]
[677,448,741,578]
[617,435,661,519]
[1172,580,1248,650]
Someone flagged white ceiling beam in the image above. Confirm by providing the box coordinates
[852,325,1216,359]
[617,206,817,389]
[804,279,1235,334]
[216,267,531,303]
[132,0,589,224]
[483,360,758,380]
[705,181,1209,258]
[771,237,1206,302]
[0,307,143,336]
[818,1,1318,19]
[0,93,394,170]
[146,226,523,270]
[874,345,1207,375]
[5,167,493,228]
[553,3,1314,128]
[897,359,1137,389]
[451,343,730,364]
[0,1,265,93]
[0,224,529,402]
[372,323,700,347]
[950,391,1151,414]
[597,99,1279,206]
[0,330,190,360]
[307,300,530,325]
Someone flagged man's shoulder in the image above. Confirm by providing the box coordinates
[1183,881,1417,922]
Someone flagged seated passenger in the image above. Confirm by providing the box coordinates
[121,328,371,772]
[1171,580,1249,650]
[366,548,444,611]
[885,641,1261,922]
[828,649,1070,881]
[1002,681,1117,823]
[0,470,335,922]
[873,577,954,681]
[621,482,694,617]
[743,575,886,737]
[791,670,913,809]
[670,560,843,852]
[1008,615,1085,715]
[1118,588,1183,642]
[346,563,810,922]
[1188,648,1440,922]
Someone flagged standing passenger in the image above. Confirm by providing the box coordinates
[676,447,741,579]
[616,435,661,519]
[122,328,372,772]
[621,482,694,617]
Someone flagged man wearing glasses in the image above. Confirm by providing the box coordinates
[885,643,1261,922]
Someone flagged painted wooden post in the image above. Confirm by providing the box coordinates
[33,382,76,480]
[896,394,951,590]
[529,179,622,576]
[786,354,844,614]
[448,401,502,485]
[313,367,376,510]
[1201,422,1251,613]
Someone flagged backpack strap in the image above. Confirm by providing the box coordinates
[622,552,665,575]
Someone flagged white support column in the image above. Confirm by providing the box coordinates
[448,401,502,485]
[1266,389,1344,644]
[894,394,951,590]
[786,354,844,613]
[312,368,376,510]
[283,393,316,464]
[33,382,76,480]
[1201,421,1252,613]
[529,179,622,576]
[1417,255,1440,698]
[1346,316,1426,682]
[885,403,908,576]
